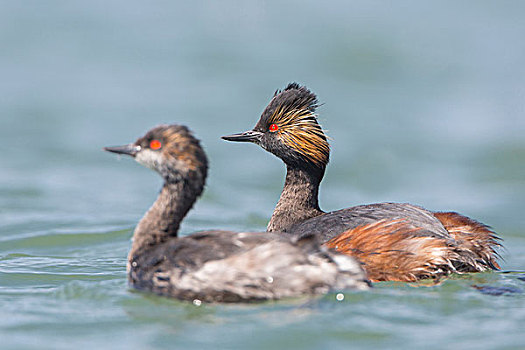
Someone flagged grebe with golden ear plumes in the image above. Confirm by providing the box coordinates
[104,124,369,302]
[222,83,502,282]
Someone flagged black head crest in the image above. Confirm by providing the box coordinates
[253,83,329,170]
[267,83,319,118]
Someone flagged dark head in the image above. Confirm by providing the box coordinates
[222,83,330,174]
[104,124,208,194]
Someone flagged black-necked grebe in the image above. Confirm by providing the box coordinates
[104,124,369,302]
[222,83,502,282]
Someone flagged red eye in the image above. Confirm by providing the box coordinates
[269,123,279,132]
[149,140,162,150]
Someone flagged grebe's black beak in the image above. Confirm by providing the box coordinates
[103,144,141,157]
[221,130,263,143]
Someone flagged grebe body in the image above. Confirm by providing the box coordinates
[223,83,501,282]
[105,124,369,302]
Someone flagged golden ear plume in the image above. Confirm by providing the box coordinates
[268,107,330,167]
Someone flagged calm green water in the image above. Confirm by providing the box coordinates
[1,1,525,349]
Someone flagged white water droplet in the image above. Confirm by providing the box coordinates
[336,293,344,301]
[266,276,274,283]
[193,299,202,306]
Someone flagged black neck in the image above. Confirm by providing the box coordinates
[128,179,199,262]
[267,165,325,232]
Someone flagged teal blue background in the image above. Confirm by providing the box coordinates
[1,1,524,349]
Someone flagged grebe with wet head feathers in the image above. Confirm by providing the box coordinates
[104,124,369,302]
[222,83,502,282]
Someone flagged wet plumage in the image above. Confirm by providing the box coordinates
[222,83,502,282]
[104,124,369,302]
